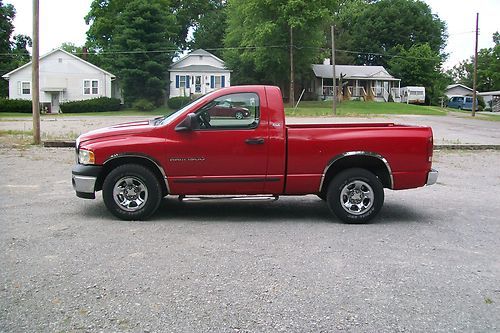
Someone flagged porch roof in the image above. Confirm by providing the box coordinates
[313,64,400,81]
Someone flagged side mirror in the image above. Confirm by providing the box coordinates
[175,113,198,132]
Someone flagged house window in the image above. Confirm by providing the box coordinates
[215,76,221,89]
[21,81,31,95]
[210,75,226,89]
[83,80,99,95]
[179,76,186,88]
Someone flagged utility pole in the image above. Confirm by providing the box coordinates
[471,13,479,117]
[331,25,337,115]
[289,26,295,107]
[32,0,40,144]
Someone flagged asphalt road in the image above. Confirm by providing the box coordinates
[1,147,499,332]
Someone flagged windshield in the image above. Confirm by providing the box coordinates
[156,91,217,126]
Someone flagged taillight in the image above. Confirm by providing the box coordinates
[428,135,433,163]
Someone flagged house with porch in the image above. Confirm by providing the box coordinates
[311,60,401,102]
[2,48,120,113]
[169,49,231,98]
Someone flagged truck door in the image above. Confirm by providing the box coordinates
[166,91,270,195]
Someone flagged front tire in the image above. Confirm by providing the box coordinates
[326,168,384,224]
[235,111,244,119]
[103,164,162,220]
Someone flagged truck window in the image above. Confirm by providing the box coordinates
[465,97,473,103]
[196,93,260,130]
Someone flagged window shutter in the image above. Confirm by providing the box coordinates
[17,81,21,95]
[210,75,215,89]
[175,75,179,88]
[186,75,190,88]
[221,76,225,88]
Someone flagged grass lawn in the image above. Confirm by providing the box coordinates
[285,100,446,117]
[1,101,446,118]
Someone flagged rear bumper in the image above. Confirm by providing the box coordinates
[72,164,103,199]
[426,169,439,186]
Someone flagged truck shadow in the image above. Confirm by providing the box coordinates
[80,196,430,224]
[154,196,332,223]
[151,196,429,224]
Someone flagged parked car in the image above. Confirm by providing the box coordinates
[72,85,438,224]
[207,100,250,119]
[447,96,479,111]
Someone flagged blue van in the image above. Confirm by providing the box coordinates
[447,96,479,111]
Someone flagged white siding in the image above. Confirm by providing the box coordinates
[169,72,231,98]
[171,54,224,69]
[445,86,473,99]
[6,50,114,103]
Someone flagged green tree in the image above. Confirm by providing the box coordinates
[449,32,500,92]
[190,1,227,58]
[111,0,177,105]
[335,0,447,66]
[59,42,84,55]
[0,1,31,97]
[223,0,330,95]
[388,43,449,104]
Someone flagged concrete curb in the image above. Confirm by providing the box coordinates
[434,145,500,150]
[43,140,500,151]
[43,140,75,148]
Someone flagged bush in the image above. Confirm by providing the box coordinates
[60,97,121,113]
[167,96,191,109]
[477,95,486,110]
[132,99,155,111]
[0,98,32,113]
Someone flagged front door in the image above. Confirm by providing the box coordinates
[166,91,269,195]
[195,76,202,93]
[51,92,60,113]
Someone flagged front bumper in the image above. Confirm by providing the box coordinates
[426,169,439,186]
[72,164,103,199]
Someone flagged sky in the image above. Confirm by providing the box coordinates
[6,0,500,69]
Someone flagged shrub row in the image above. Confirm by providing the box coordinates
[132,99,156,111]
[60,97,121,113]
[167,96,192,109]
[0,98,32,113]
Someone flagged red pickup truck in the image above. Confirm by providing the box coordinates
[72,85,438,223]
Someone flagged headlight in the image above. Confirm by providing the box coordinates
[78,149,95,165]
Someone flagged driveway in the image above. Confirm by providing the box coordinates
[0,147,499,332]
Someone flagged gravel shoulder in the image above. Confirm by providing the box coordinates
[1,111,500,146]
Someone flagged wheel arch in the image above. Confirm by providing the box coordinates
[96,154,169,196]
[319,151,393,195]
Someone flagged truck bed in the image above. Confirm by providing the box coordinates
[284,123,432,194]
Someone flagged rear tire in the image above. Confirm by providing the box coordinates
[326,168,384,224]
[103,164,162,221]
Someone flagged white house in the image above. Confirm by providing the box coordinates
[444,84,475,99]
[2,49,120,113]
[169,49,231,98]
[312,60,401,102]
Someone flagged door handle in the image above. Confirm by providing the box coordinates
[245,138,265,145]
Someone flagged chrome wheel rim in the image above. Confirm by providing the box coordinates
[113,176,148,212]
[340,180,374,215]
[235,112,244,119]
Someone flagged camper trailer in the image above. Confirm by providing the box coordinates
[401,86,425,104]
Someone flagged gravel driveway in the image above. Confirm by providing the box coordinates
[1,147,499,332]
[1,111,500,145]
